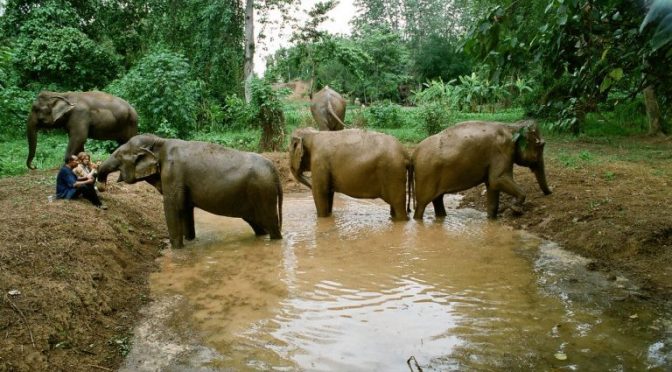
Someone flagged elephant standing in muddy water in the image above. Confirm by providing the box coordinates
[289,127,411,220]
[97,134,283,249]
[310,86,346,131]
[26,91,138,169]
[412,120,552,220]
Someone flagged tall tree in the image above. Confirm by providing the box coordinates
[244,0,255,103]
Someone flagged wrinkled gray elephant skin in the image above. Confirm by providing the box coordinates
[26,91,138,169]
[412,120,552,219]
[98,134,283,249]
[289,127,411,220]
[310,86,346,131]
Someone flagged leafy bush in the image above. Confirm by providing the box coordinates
[106,48,203,138]
[11,2,121,90]
[411,79,454,106]
[251,78,285,151]
[222,95,254,130]
[418,102,452,135]
[0,86,34,138]
[365,101,405,128]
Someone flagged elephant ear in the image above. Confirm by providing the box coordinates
[51,96,75,123]
[290,137,304,173]
[135,147,160,179]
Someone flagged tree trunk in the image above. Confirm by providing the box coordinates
[244,0,254,103]
[643,85,664,136]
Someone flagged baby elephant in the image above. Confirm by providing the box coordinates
[413,120,552,219]
[97,134,282,248]
[289,127,411,220]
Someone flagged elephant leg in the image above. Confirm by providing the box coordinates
[184,203,195,241]
[389,198,409,221]
[382,176,409,221]
[245,184,282,239]
[413,192,430,220]
[432,194,447,218]
[486,187,500,219]
[66,132,87,162]
[327,190,335,215]
[311,175,332,217]
[489,175,525,215]
[163,196,184,249]
[163,174,186,248]
[258,211,282,240]
[244,218,268,236]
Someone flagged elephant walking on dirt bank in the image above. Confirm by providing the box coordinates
[27,91,138,169]
[97,134,283,249]
[412,120,552,219]
[310,86,346,131]
[289,127,411,220]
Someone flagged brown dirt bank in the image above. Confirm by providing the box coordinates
[1,137,671,370]
[459,136,672,297]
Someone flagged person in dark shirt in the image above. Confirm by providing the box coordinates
[56,155,107,209]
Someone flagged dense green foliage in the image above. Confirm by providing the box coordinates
[0,0,244,141]
[0,0,667,179]
[106,49,203,138]
[464,0,672,133]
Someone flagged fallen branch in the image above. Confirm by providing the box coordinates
[407,355,423,372]
[4,294,35,349]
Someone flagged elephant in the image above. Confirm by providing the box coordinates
[412,120,552,220]
[289,127,411,220]
[27,91,138,169]
[97,134,283,248]
[310,86,346,131]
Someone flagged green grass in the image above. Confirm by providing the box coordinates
[0,133,119,178]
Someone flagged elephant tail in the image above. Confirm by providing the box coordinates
[406,163,415,213]
[327,100,346,129]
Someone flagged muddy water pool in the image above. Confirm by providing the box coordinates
[122,193,671,371]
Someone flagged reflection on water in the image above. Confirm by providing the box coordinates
[122,193,671,371]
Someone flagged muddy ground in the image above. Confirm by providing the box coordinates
[1,136,671,371]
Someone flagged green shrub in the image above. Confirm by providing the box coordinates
[418,102,452,135]
[365,101,405,128]
[106,48,203,138]
[11,2,121,90]
[0,86,34,138]
[251,78,285,151]
[222,95,254,130]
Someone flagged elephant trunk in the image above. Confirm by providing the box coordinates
[97,156,121,185]
[290,165,312,189]
[532,156,552,195]
[26,113,38,169]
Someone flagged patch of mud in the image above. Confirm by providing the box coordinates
[120,295,224,372]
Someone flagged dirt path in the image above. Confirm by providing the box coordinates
[0,136,670,371]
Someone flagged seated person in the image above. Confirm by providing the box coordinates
[74,151,98,179]
[56,155,107,209]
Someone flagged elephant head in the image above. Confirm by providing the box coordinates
[97,134,163,186]
[26,92,75,169]
[511,120,552,195]
[288,127,319,188]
